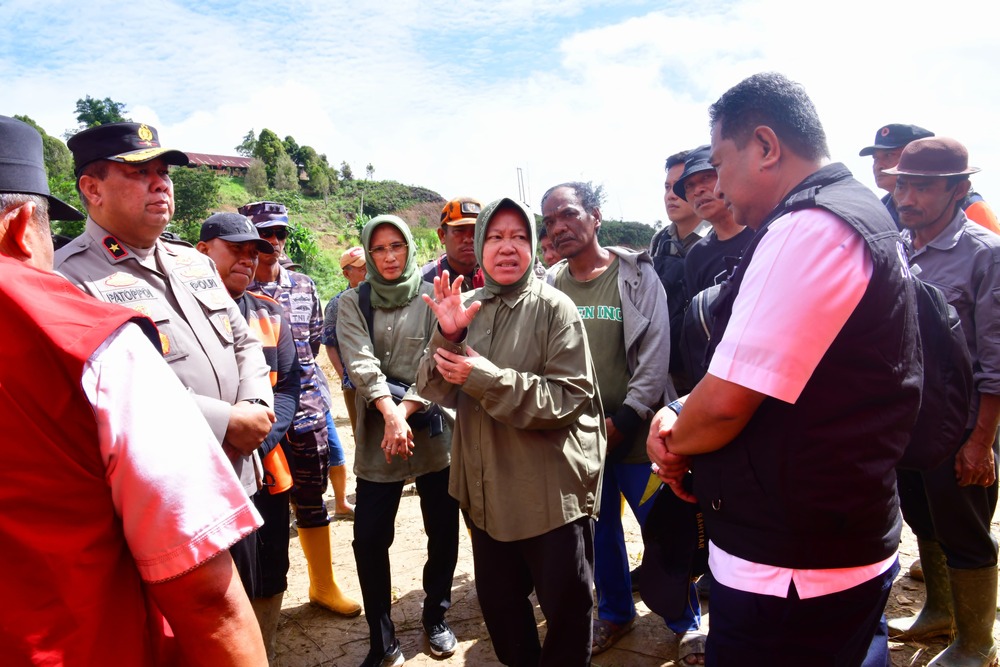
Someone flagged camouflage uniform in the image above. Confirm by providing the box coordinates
[251,266,333,528]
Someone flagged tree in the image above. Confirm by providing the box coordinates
[253,128,287,186]
[283,136,301,165]
[73,96,129,129]
[244,159,269,198]
[15,115,74,183]
[169,166,220,243]
[339,161,354,181]
[297,145,320,170]
[307,162,331,200]
[273,153,299,191]
[365,163,375,180]
[235,129,257,157]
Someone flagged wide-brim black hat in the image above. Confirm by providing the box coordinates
[67,122,189,177]
[0,115,84,221]
[672,145,714,201]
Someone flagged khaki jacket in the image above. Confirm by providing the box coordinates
[417,278,605,541]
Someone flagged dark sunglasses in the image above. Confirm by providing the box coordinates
[258,227,289,241]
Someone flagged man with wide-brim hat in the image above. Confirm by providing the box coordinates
[0,116,84,224]
[0,115,83,268]
[0,116,269,663]
[860,123,999,233]
[886,136,999,667]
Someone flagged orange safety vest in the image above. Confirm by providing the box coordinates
[246,292,294,494]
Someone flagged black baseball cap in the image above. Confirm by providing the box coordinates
[199,212,274,253]
[858,123,935,156]
[672,145,714,201]
[67,122,189,177]
[0,115,84,221]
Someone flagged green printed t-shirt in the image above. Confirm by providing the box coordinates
[555,257,646,463]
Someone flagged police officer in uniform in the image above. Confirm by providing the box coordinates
[54,122,274,585]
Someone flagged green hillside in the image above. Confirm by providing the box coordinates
[195,175,449,300]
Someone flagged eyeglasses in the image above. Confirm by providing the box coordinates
[369,242,407,258]
[259,228,289,241]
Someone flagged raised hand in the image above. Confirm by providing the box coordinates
[421,269,482,342]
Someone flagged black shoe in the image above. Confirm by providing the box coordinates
[360,639,404,667]
[425,620,457,658]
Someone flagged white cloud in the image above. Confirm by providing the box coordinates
[4,0,999,226]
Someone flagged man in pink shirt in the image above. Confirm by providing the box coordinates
[647,74,921,666]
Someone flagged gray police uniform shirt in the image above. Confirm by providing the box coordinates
[54,217,273,495]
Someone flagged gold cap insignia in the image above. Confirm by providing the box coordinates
[137,124,155,143]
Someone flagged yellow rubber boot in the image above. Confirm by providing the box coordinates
[298,525,362,617]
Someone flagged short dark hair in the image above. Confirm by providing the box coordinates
[665,150,691,171]
[540,181,602,215]
[709,72,829,162]
[538,224,548,240]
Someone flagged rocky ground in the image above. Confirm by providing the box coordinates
[271,357,1000,666]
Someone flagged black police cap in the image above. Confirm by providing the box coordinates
[67,122,189,177]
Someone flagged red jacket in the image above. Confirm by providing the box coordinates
[0,256,166,665]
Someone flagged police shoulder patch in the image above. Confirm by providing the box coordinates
[103,236,129,260]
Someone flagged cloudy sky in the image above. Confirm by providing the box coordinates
[4,0,998,226]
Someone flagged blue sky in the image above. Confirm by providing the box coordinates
[4,0,999,225]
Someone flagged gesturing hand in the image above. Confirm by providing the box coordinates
[421,269,482,342]
[435,346,480,385]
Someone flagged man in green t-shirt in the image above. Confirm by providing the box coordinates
[542,181,704,663]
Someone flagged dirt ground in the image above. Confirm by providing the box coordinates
[272,355,1000,666]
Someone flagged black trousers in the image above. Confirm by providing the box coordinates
[897,440,999,569]
[469,516,595,667]
[706,560,898,667]
[233,489,292,599]
[254,488,291,598]
[352,467,459,653]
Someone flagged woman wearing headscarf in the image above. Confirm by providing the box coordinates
[337,215,459,667]
[417,198,606,666]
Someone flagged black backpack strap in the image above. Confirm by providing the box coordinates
[358,282,375,346]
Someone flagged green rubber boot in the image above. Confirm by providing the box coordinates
[928,566,998,667]
[251,592,284,663]
[889,539,955,641]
